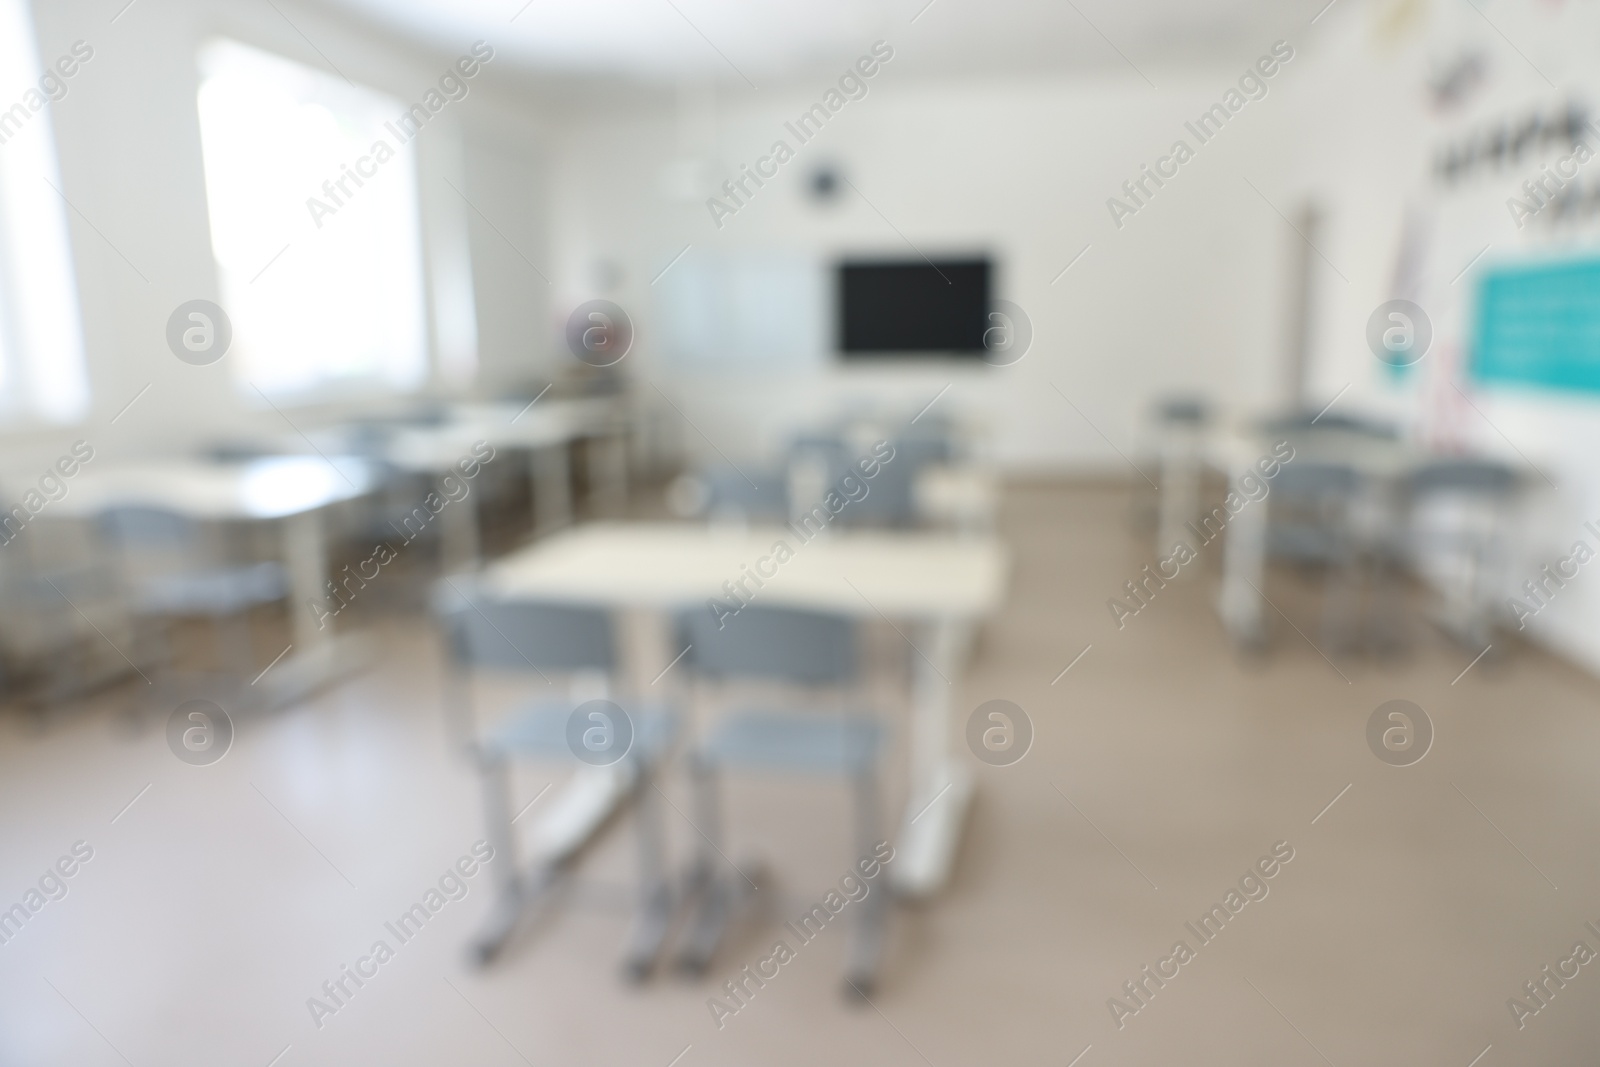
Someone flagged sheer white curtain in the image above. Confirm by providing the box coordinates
[0,0,90,424]
[196,39,428,401]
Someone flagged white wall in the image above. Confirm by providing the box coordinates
[545,56,1306,472]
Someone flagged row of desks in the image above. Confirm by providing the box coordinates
[4,397,1010,899]
[2,397,627,703]
[1180,422,1513,646]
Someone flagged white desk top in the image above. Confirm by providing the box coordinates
[1206,424,1430,481]
[45,455,376,520]
[350,397,623,473]
[454,396,620,431]
[484,521,1010,619]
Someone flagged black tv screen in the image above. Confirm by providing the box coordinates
[837,259,991,357]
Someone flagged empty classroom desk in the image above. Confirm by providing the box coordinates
[478,521,1010,899]
[336,395,629,552]
[47,455,378,705]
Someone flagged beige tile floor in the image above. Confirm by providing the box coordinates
[3,482,1600,1066]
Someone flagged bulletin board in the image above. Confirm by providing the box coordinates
[1472,256,1600,395]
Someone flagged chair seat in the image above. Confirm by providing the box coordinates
[485,698,676,763]
[1266,525,1343,563]
[131,562,289,616]
[698,710,882,776]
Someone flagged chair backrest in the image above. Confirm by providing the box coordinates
[1155,395,1210,425]
[343,422,398,457]
[202,441,277,463]
[98,505,216,591]
[790,431,943,528]
[703,463,789,520]
[678,604,856,686]
[98,505,196,550]
[1271,461,1362,501]
[1264,412,1399,440]
[1409,458,1519,497]
[434,582,615,675]
[400,403,451,427]
[1264,461,1365,563]
[895,422,957,464]
[787,435,850,524]
[833,453,917,527]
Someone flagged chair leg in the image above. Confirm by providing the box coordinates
[122,616,171,730]
[845,768,888,998]
[621,760,673,981]
[685,752,722,892]
[1367,546,1410,656]
[222,610,256,680]
[469,749,525,965]
[1320,525,1360,655]
[1464,531,1500,650]
[678,874,735,976]
[676,756,733,974]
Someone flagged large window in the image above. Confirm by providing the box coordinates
[0,0,90,423]
[196,39,428,400]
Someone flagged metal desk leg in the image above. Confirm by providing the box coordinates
[621,760,672,980]
[531,444,572,535]
[285,510,330,651]
[1217,463,1268,646]
[675,755,733,974]
[890,618,975,899]
[259,509,374,707]
[469,750,526,964]
[845,767,888,995]
[438,492,480,574]
[585,430,629,517]
[1158,437,1200,561]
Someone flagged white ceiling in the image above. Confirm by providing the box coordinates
[319,0,1329,86]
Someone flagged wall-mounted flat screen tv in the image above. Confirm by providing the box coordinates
[836,258,991,358]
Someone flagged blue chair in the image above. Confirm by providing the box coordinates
[1409,457,1519,496]
[786,433,854,521]
[0,550,127,712]
[1265,462,1362,565]
[98,506,288,680]
[1263,412,1400,439]
[434,581,676,978]
[1157,396,1210,425]
[849,439,934,529]
[200,441,279,463]
[1407,459,1521,649]
[702,463,789,521]
[673,604,889,996]
[789,430,944,529]
[1263,462,1371,652]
